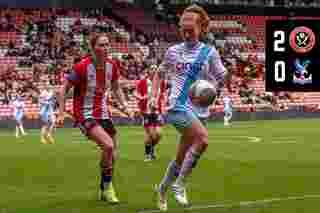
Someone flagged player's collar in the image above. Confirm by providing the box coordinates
[184,41,201,49]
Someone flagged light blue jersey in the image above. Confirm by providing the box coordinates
[159,42,225,113]
[223,96,232,113]
[159,42,226,130]
[12,97,24,122]
[39,91,54,124]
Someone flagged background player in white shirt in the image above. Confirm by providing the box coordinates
[223,93,233,126]
[39,88,55,144]
[12,94,27,138]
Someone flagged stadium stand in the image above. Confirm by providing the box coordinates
[0,6,320,121]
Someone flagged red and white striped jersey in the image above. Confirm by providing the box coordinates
[66,56,120,122]
[157,79,167,114]
[136,77,167,114]
[136,77,151,114]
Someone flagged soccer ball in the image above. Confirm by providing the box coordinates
[189,80,217,107]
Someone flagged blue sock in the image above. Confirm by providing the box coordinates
[174,167,180,178]
[103,175,112,183]
[100,175,112,190]
[159,160,179,193]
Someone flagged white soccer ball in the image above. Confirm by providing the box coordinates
[189,80,217,107]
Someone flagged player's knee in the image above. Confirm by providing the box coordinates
[197,130,208,152]
[112,149,119,161]
[154,129,161,138]
[99,139,114,152]
[105,142,114,151]
[144,133,152,143]
[153,132,161,145]
[201,140,208,152]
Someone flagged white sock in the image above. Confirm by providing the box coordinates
[41,126,47,139]
[159,160,179,193]
[175,148,201,186]
[19,125,26,135]
[227,115,231,124]
[49,123,55,134]
[16,126,20,137]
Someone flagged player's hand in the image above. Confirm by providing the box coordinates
[141,95,148,101]
[191,96,202,106]
[149,98,157,109]
[57,112,65,126]
[119,104,134,118]
[124,108,134,118]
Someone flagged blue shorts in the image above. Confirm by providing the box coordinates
[40,112,52,125]
[15,111,24,123]
[167,110,198,133]
[224,110,232,117]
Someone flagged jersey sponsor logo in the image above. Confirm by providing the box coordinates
[176,62,204,72]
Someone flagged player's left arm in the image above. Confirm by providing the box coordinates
[111,80,132,117]
[110,63,132,117]
[155,47,173,106]
[207,48,228,97]
[21,101,25,113]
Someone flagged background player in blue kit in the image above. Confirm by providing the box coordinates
[223,93,233,126]
[12,94,27,138]
[39,88,55,144]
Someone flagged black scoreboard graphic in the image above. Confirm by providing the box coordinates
[266,20,320,91]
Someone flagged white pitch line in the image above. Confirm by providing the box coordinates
[245,136,261,143]
[0,132,299,146]
[138,194,320,213]
[208,135,262,143]
[270,141,298,144]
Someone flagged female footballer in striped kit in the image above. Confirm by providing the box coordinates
[135,65,164,161]
[57,34,132,204]
[155,5,226,211]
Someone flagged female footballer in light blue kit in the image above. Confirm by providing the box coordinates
[223,93,233,126]
[39,88,55,144]
[155,4,226,211]
[12,94,27,138]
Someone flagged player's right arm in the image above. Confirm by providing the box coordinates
[11,101,15,118]
[156,47,174,103]
[134,80,147,101]
[57,69,80,124]
[158,48,173,81]
[206,47,227,99]
[134,80,142,100]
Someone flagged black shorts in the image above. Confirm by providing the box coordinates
[199,117,208,127]
[78,118,117,138]
[142,113,163,128]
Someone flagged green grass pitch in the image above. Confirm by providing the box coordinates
[1,118,320,213]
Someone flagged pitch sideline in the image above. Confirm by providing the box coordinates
[0,130,300,145]
[138,194,320,213]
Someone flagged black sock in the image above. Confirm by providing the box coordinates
[150,144,154,156]
[145,144,152,155]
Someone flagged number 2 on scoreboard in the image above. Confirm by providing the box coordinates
[274,30,285,52]
[274,61,285,82]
